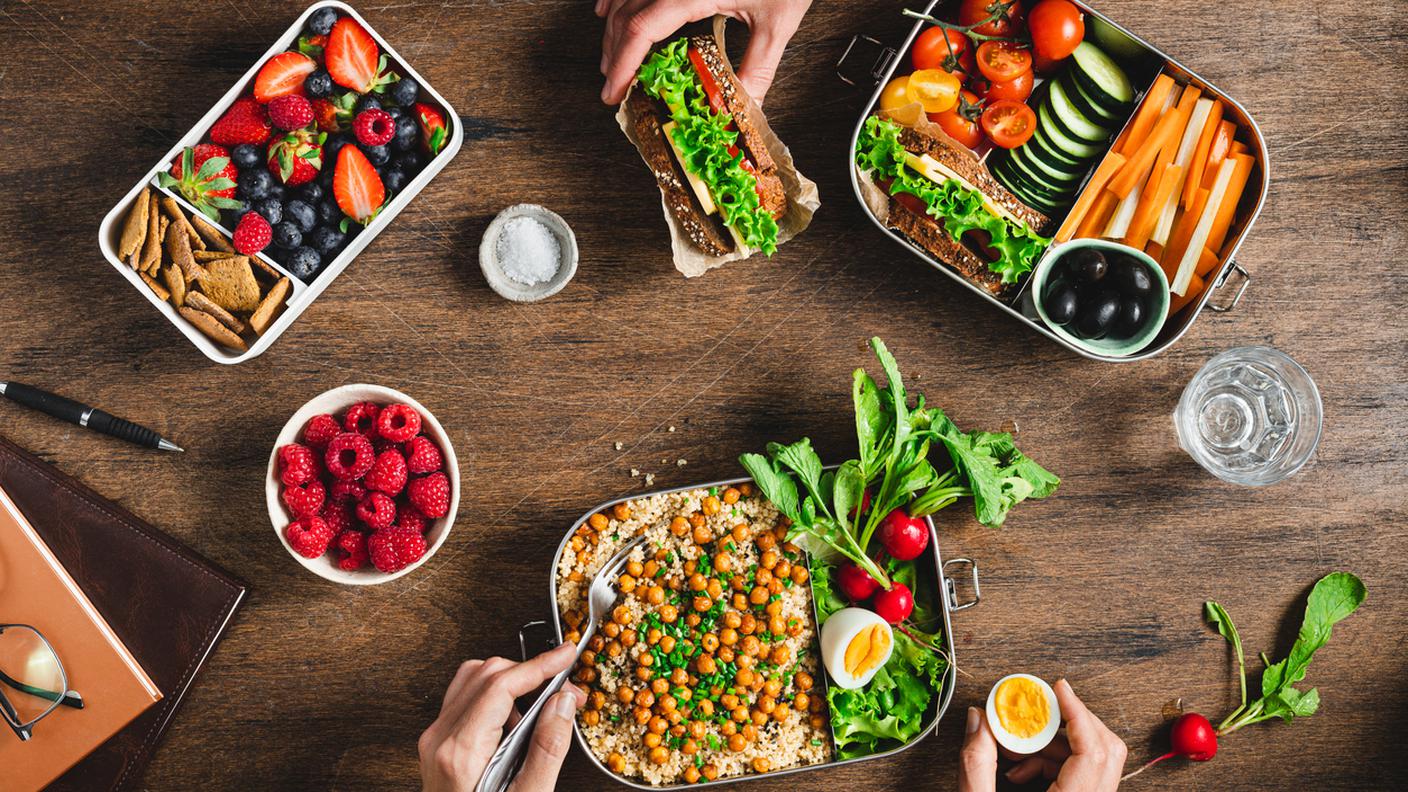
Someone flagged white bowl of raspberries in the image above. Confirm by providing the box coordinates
[267,383,458,584]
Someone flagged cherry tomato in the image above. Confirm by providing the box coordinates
[912,27,973,78]
[879,509,930,560]
[980,68,1033,102]
[836,562,881,603]
[976,40,1033,83]
[981,99,1037,148]
[958,0,1024,37]
[1027,0,1085,62]
[878,76,924,125]
[907,69,961,114]
[873,582,915,624]
[932,90,984,149]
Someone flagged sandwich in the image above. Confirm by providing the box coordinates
[855,114,1055,299]
[626,36,787,258]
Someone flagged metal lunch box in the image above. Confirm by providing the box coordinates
[839,0,1269,362]
[525,474,982,789]
[96,1,463,364]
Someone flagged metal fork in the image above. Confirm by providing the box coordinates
[475,534,648,792]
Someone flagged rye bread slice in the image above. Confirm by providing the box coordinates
[627,88,733,257]
[888,198,1017,301]
[896,125,1056,236]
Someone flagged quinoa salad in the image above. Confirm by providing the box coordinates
[556,484,832,785]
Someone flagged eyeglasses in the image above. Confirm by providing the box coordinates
[0,624,84,741]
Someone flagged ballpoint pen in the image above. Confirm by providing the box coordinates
[0,381,183,452]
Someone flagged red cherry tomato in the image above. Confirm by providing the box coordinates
[873,582,915,624]
[976,40,1033,83]
[932,90,984,150]
[837,562,881,603]
[1027,0,1085,62]
[878,508,930,561]
[980,69,1033,102]
[981,99,1037,148]
[958,0,1024,37]
[912,26,973,78]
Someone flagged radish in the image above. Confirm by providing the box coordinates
[1121,713,1218,780]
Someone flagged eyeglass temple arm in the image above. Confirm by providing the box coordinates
[0,669,83,709]
[0,691,32,741]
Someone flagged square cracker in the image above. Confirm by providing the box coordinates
[179,306,247,352]
[198,256,261,313]
[248,276,291,336]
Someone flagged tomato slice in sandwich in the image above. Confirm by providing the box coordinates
[685,45,764,199]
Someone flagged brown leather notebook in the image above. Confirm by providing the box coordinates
[0,434,246,791]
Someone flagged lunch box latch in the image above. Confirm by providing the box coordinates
[1208,261,1252,313]
[836,35,897,89]
[942,557,981,612]
[518,619,557,661]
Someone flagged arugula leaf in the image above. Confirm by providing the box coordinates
[768,438,832,520]
[832,459,866,536]
[852,369,888,482]
[738,452,799,522]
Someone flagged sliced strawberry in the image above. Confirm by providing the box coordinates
[326,17,396,94]
[209,98,272,146]
[253,51,316,103]
[414,102,448,156]
[333,145,385,224]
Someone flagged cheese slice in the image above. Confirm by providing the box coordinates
[903,152,1025,228]
[661,122,717,216]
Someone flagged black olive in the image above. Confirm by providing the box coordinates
[1043,284,1079,325]
[1114,296,1146,338]
[1067,248,1107,283]
[1076,290,1121,339]
[1113,258,1154,296]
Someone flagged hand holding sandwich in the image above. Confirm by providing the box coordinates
[597,0,813,105]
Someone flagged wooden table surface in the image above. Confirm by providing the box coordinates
[2,0,1405,789]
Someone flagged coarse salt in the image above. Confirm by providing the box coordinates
[496,215,560,286]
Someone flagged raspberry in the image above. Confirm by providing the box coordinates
[302,413,341,448]
[282,477,326,518]
[329,479,368,505]
[364,449,408,496]
[376,403,422,442]
[325,432,375,480]
[286,516,332,558]
[268,94,314,130]
[404,435,443,474]
[353,108,395,146]
[407,472,451,519]
[334,529,369,571]
[278,443,318,487]
[372,436,404,456]
[367,525,427,573]
[343,401,380,437]
[396,502,428,533]
[233,210,272,255]
[321,501,356,535]
[357,491,397,531]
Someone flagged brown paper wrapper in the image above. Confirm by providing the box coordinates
[617,16,820,278]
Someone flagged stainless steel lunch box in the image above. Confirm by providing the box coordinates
[526,475,982,789]
[839,0,1269,362]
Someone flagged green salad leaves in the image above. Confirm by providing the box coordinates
[856,115,1050,283]
[637,40,779,254]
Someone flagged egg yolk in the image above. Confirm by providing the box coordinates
[843,624,891,678]
[995,678,1050,739]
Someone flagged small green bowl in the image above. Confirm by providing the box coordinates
[1031,238,1171,358]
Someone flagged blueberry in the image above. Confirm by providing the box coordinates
[254,198,283,225]
[317,199,341,225]
[273,220,303,249]
[307,7,337,36]
[361,144,390,167]
[355,94,382,114]
[323,135,350,163]
[308,226,346,255]
[267,182,287,202]
[388,76,419,108]
[231,144,263,171]
[392,116,418,152]
[398,149,425,172]
[237,169,273,200]
[384,105,404,120]
[287,246,322,280]
[382,167,408,194]
[285,200,317,232]
[295,181,324,204]
[304,69,333,99]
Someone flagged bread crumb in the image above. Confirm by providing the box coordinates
[668,426,676,433]
[644,473,656,487]
[676,458,687,467]
[614,442,623,451]
[630,468,640,477]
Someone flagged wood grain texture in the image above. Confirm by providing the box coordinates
[1,1,1405,789]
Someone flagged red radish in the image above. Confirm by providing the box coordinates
[873,582,914,624]
[849,489,873,522]
[1122,713,1218,780]
[836,562,881,603]
[879,508,929,560]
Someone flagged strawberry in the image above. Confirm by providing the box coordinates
[209,98,271,146]
[312,93,356,132]
[159,145,242,221]
[253,51,316,103]
[266,128,325,186]
[297,33,328,61]
[414,102,448,156]
[268,94,314,130]
[333,145,385,224]
[325,17,397,94]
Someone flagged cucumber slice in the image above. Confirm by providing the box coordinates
[1070,41,1134,107]
[1060,72,1125,126]
[1046,78,1113,145]
[991,156,1057,213]
[997,151,1073,203]
[1037,104,1103,158]
[1029,124,1085,168]
[1011,144,1083,188]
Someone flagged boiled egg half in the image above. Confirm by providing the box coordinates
[985,674,1061,755]
[820,607,894,689]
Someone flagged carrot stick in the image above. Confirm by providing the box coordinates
[1230,141,1249,156]
[1056,152,1128,242]
[1163,187,1211,290]
[1182,100,1224,209]
[1194,245,1220,279]
[1116,74,1176,156]
[1124,163,1184,249]
[1170,157,1237,294]
[1109,87,1200,200]
[1145,240,1164,263]
[1075,190,1120,239]
[1205,153,1256,253]
[1169,272,1204,314]
[1201,120,1235,189]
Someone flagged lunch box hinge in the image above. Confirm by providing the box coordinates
[1208,261,1251,313]
[942,557,981,612]
[836,35,896,88]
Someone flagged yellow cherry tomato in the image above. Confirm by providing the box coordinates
[907,69,961,114]
[878,76,923,126]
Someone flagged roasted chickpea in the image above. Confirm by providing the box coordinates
[689,512,707,529]
[701,633,720,652]
[567,570,584,582]
[688,573,706,592]
[732,593,748,610]
[689,595,708,613]
[760,550,780,570]
[702,495,722,515]
[752,757,771,773]
[756,532,777,551]
[660,635,677,654]
[697,655,717,675]
[721,720,737,737]
[613,502,632,521]
[757,694,777,714]
[774,559,792,581]
[617,574,637,594]
[703,764,719,781]
[765,600,783,616]
[692,525,713,545]
[697,699,715,718]
[621,628,638,648]
[686,612,703,628]
[671,667,688,685]
[575,667,596,683]
[739,482,755,497]
[612,605,632,625]
[668,709,685,726]
[740,614,757,634]
[765,615,783,636]
[706,579,724,600]
[795,693,811,711]
[768,579,785,597]
[570,536,584,552]
[589,690,606,710]
[640,653,656,669]
[635,689,656,708]
[649,745,669,765]
[722,487,741,505]
[811,714,828,730]
[659,694,677,713]
[721,693,740,710]
[755,568,774,588]
[786,619,803,637]
[588,635,605,652]
[607,752,626,773]
[626,560,644,578]
[684,767,701,784]
[670,516,690,537]
[740,635,761,657]
[644,560,660,578]
[723,611,742,629]
[713,554,732,574]
[581,650,597,667]
[588,513,609,531]
[617,685,635,704]
[810,695,825,713]
[731,575,747,591]
[732,705,749,723]
[730,523,749,544]
[791,565,810,585]
[772,703,791,723]
[749,586,769,605]
[648,716,668,735]
[728,732,746,752]
[736,654,756,671]
[636,666,653,681]
[742,723,759,741]
[634,706,652,724]
[661,605,678,623]
[651,677,669,695]
[782,541,800,554]
[603,621,621,639]
[582,709,600,726]
[764,678,783,697]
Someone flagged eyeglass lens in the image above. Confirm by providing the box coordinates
[0,626,65,727]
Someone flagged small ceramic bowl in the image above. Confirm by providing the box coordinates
[266,384,459,585]
[479,204,578,302]
[1031,238,1171,358]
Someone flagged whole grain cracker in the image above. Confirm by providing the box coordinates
[148,215,171,276]
[162,262,187,307]
[139,272,170,301]
[247,254,282,283]
[165,222,206,283]
[190,213,234,253]
[118,187,150,259]
[185,291,247,335]
[194,249,234,262]
[139,196,163,272]
[198,255,260,312]
[158,195,205,251]
[179,306,247,351]
[248,276,290,336]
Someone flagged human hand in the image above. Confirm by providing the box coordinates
[958,679,1128,791]
[419,642,586,792]
[597,0,814,105]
